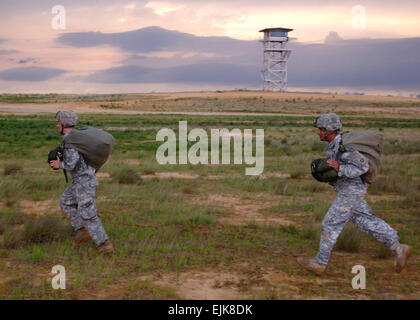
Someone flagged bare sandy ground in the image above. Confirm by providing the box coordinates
[1,91,419,117]
[0,104,307,117]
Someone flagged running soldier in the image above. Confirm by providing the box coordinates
[298,113,411,275]
[49,110,114,253]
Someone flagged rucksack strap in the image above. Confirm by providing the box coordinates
[60,141,69,184]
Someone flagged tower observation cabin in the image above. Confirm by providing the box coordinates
[259,27,293,91]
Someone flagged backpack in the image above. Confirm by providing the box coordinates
[340,130,384,184]
[63,126,115,170]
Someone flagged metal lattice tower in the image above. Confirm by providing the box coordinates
[259,27,293,91]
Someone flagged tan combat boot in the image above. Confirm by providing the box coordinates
[395,244,412,273]
[97,240,114,254]
[297,257,327,275]
[72,228,92,247]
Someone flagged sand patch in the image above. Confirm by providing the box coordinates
[96,172,110,179]
[141,172,200,180]
[148,270,243,300]
[366,194,405,202]
[260,172,291,179]
[124,159,141,166]
[198,194,295,226]
[18,199,55,216]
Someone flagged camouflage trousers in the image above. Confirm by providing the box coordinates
[60,177,108,246]
[315,193,399,265]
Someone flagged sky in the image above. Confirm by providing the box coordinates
[0,0,419,94]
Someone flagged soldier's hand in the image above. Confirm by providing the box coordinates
[49,156,61,169]
[327,159,339,171]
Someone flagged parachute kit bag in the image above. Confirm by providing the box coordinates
[47,144,68,182]
[63,126,115,170]
[311,158,338,183]
[340,130,384,184]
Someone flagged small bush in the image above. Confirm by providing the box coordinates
[3,229,22,249]
[188,214,215,226]
[375,243,394,259]
[336,224,362,253]
[0,208,26,225]
[142,169,156,175]
[21,216,72,244]
[302,222,321,240]
[4,164,22,176]
[112,167,141,184]
[279,224,298,235]
[0,222,5,235]
[290,170,305,179]
[182,186,195,194]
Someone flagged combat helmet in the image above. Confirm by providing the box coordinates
[313,113,342,131]
[56,110,78,128]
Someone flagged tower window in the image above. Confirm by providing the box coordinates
[269,31,287,37]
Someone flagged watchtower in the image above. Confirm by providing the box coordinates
[259,27,293,91]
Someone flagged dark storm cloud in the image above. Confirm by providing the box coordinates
[288,37,420,86]
[57,26,257,54]
[0,67,66,81]
[87,63,260,85]
[75,26,420,87]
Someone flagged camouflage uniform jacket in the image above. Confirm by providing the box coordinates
[327,134,369,195]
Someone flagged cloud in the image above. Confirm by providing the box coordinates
[5,24,420,89]
[17,58,37,64]
[70,27,420,87]
[288,37,420,86]
[56,26,256,54]
[324,31,342,44]
[0,67,66,81]
[87,62,260,85]
[0,50,18,55]
[145,1,185,16]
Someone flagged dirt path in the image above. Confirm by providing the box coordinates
[0,104,308,117]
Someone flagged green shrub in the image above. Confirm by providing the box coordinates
[4,164,22,176]
[112,167,141,184]
[3,229,22,249]
[290,170,305,179]
[336,224,362,253]
[0,208,26,225]
[0,221,5,235]
[375,243,394,259]
[302,222,321,240]
[21,216,72,244]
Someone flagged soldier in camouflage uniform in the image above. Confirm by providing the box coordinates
[49,110,114,253]
[297,113,411,275]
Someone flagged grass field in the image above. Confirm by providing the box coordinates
[0,92,419,299]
